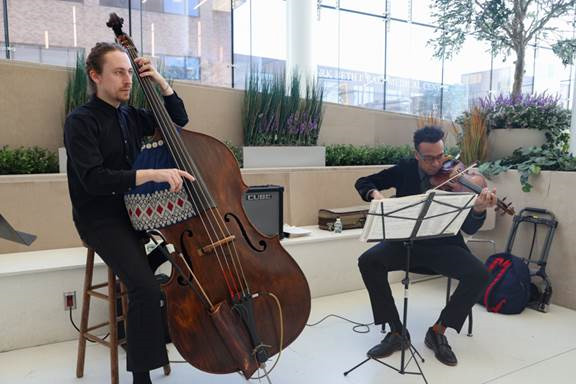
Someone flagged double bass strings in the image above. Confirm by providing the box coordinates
[123,43,253,303]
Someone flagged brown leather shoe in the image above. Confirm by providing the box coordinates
[424,327,458,366]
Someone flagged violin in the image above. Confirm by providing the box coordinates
[429,157,515,216]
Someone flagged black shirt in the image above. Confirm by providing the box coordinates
[64,93,189,230]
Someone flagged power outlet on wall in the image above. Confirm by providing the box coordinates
[63,291,76,310]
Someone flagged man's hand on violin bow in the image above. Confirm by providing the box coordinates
[473,187,497,213]
[134,57,173,96]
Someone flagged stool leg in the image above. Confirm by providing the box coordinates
[108,269,120,384]
[119,282,128,346]
[76,248,95,378]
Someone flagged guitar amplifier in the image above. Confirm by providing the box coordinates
[242,185,284,239]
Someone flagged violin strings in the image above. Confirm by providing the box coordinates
[431,162,478,192]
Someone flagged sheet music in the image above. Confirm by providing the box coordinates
[360,190,476,242]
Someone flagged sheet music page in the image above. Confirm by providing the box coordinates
[360,190,476,242]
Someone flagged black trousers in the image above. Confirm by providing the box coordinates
[78,220,168,372]
[358,240,489,333]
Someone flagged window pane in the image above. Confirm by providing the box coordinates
[337,11,385,109]
[232,0,285,87]
[12,44,41,63]
[163,0,199,17]
[0,0,6,58]
[491,45,535,96]
[320,0,338,7]
[3,1,229,86]
[389,0,435,24]
[388,0,409,20]
[442,38,492,119]
[162,55,201,80]
[317,7,339,103]
[539,10,575,45]
[140,0,231,86]
[411,0,435,25]
[534,46,572,106]
[7,0,103,67]
[386,21,441,115]
[339,0,386,15]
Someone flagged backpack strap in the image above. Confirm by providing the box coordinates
[483,256,512,313]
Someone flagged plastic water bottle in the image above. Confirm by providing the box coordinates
[334,218,343,233]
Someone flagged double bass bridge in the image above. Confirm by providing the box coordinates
[199,235,236,256]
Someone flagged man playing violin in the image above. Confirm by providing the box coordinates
[64,42,194,384]
[355,125,497,367]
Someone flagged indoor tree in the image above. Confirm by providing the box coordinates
[429,0,576,97]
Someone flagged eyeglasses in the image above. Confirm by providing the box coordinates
[417,152,445,164]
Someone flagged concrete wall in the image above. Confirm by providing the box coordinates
[0,61,69,151]
[0,60,427,152]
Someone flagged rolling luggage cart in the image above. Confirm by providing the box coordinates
[504,207,558,313]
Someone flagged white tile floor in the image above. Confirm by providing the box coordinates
[1,278,574,384]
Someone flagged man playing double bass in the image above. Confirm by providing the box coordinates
[355,125,497,366]
[64,42,194,384]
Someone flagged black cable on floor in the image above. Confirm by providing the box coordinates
[69,307,109,342]
[306,314,374,333]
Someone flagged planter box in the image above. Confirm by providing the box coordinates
[488,128,546,161]
[243,146,325,168]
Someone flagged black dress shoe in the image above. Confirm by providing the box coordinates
[367,331,410,358]
[424,327,458,366]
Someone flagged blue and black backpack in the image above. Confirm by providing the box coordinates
[480,252,531,314]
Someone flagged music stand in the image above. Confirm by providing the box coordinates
[344,190,477,384]
[0,213,37,246]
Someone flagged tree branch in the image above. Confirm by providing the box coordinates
[526,1,576,43]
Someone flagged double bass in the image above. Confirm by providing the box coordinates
[106,14,311,379]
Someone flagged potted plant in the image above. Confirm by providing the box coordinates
[452,107,489,165]
[456,93,570,161]
[242,70,325,168]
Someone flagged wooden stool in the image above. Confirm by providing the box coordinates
[76,247,171,383]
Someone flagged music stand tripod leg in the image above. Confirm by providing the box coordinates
[342,240,428,383]
[398,239,428,383]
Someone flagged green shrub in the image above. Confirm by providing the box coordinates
[0,146,59,175]
[326,144,413,166]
